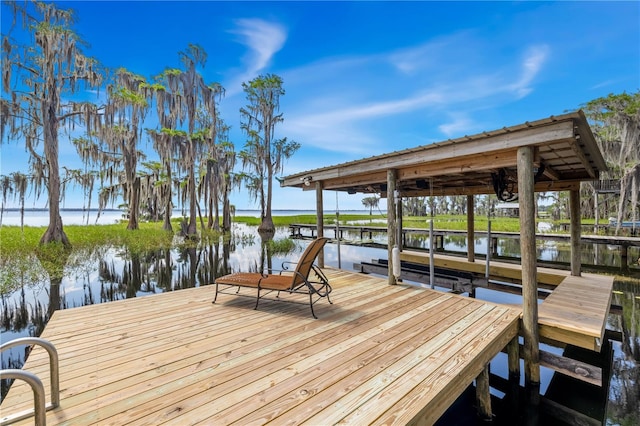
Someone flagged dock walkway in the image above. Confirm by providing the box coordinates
[399,250,614,352]
[538,273,613,351]
[290,223,640,273]
[1,269,520,425]
[289,223,640,249]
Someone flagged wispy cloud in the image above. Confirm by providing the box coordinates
[590,79,616,90]
[282,117,378,155]
[299,91,444,124]
[387,31,474,76]
[438,114,478,138]
[279,34,550,154]
[227,18,287,95]
[508,45,549,98]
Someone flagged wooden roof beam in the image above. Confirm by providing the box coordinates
[541,164,561,181]
[280,120,575,186]
[385,178,580,197]
[320,171,388,191]
[398,149,518,181]
[534,149,561,181]
[568,136,597,179]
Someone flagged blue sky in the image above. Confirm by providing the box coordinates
[1,1,639,211]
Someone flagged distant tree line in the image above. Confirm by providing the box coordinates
[1,1,299,246]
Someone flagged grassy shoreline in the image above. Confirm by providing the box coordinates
[0,214,566,252]
[0,214,530,255]
[0,214,634,295]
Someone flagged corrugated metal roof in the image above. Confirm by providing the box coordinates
[281,110,607,197]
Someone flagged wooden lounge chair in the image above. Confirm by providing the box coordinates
[212,237,332,318]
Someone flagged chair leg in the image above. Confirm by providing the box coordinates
[309,293,318,319]
[212,282,219,304]
[254,287,261,310]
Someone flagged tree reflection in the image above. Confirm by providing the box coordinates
[608,279,640,424]
[1,246,70,399]
[197,235,232,286]
[175,245,198,289]
[35,246,70,336]
[258,229,275,274]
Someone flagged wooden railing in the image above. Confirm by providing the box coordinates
[590,179,620,193]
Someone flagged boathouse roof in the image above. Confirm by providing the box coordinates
[280,110,607,197]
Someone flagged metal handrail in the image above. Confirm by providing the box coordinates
[0,370,46,426]
[0,337,60,426]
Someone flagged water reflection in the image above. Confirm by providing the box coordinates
[608,282,640,422]
[363,230,639,275]
[0,224,291,397]
[1,224,639,425]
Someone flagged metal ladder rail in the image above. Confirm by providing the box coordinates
[0,337,60,426]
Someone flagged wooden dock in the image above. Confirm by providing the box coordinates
[290,223,640,274]
[400,250,567,287]
[538,273,614,352]
[1,269,520,425]
[289,223,640,249]
[398,250,614,352]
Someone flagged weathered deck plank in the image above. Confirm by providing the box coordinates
[2,268,520,425]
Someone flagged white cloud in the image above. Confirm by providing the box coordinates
[438,114,478,137]
[227,18,287,95]
[387,31,473,75]
[388,43,438,75]
[508,44,549,98]
[590,79,616,90]
[281,118,378,155]
[299,90,444,124]
[276,36,551,155]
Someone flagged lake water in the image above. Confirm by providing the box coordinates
[0,208,371,227]
[1,212,638,424]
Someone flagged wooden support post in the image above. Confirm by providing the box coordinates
[507,336,521,417]
[517,146,540,392]
[621,244,629,274]
[397,194,403,250]
[569,189,581,276]
[467,195,475,262]
[387,169,398,285]
[507,336,520,384]
[594,191,599,234]
[476,364,492,421]
[397,195,404,283]
[315,181,324,268]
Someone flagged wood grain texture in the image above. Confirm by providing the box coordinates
[538,273,614,351]
[400,250,567,286]
[399,250,614,352]
[1,268,520,426]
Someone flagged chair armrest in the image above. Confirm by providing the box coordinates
[281,261,296,271]
[263,268,294,277]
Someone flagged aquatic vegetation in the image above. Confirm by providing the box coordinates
[268,237,296,255]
